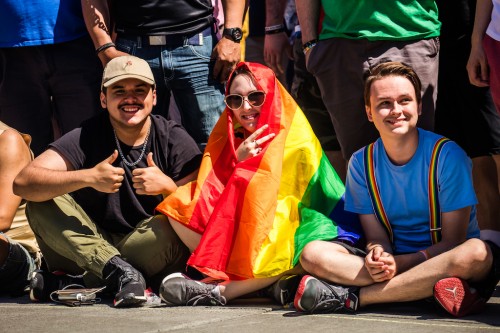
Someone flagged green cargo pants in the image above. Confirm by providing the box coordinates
[26,194,190,288]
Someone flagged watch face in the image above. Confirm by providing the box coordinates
[224,28,242,42]
[233,29,242,41]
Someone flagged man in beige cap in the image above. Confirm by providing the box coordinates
[14,55,201,307]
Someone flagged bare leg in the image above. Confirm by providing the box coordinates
[359,239,493,306]
[219,265,304,301]
[167,216,201,253]
[300,240,373,286]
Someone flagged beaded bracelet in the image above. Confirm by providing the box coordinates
[95,42,116,55]
[302,39,318,54]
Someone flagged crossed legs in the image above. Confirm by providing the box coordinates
[300,238,493,307]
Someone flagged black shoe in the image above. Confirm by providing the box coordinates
[159,272,226,306]
[267,275,301,306]
[104,257,147,308]
[294,275,359,313]
[29,270,85,302]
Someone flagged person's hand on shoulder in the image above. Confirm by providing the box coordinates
[90,150,125,193]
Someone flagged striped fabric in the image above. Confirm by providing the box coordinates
[157,62,351,280]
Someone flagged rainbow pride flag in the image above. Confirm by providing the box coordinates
[157,62,358,280]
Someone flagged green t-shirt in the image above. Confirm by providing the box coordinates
[320,1,441,41]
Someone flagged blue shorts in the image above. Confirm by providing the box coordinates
[0,234,36,296]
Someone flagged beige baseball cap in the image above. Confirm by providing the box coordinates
[101,55,155,89]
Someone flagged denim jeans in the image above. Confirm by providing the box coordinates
[115,28,226,149]
[0,234,36,296]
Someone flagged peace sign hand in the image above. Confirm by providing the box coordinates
[236,124,275,162]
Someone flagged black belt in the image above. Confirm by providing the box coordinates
[117,26,213,46]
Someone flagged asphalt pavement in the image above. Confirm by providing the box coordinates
[1,284,499,333]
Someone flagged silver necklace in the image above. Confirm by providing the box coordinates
[113,121,151,167]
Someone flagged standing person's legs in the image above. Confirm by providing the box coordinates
[367,38,440,132]
[167,31,226,150]
[291,37,346,181]
[306,38,379,160]
[0,47,54,156]
[435,31,500,247]
[49,36,103,136]
[483,34,500,114]
[114,36,172,118]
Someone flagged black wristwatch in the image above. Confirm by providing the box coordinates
[223,27,243,43]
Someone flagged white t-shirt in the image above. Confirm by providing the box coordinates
[487,0,500,41]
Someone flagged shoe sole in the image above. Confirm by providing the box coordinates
[293,275,315,312]
[434,277,485,317]
[114,293,147,308]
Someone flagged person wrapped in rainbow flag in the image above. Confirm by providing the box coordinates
[156,62,362,306]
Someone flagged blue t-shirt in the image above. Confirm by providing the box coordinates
[0,0,88,47]
[345,129,479,254]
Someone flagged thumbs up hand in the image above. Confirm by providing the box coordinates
[132,152,177,196]
[91,150,125,193]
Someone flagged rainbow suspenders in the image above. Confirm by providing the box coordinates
[363,137,451,245]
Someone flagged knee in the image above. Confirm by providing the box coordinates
[148,215,187,255]
[300,240,325,273]
[452,239,491,274]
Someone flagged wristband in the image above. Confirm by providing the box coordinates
[265,24,285,32]
[265,28,286,35]
[418,249,431,260]
[302,39,318,54]
[95,42,116,55]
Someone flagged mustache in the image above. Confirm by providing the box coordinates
[118,102,144,109]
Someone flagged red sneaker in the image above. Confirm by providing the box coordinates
[433,277,486,317]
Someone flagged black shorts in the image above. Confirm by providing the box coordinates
[473,240,500,300]
[329,240,366,257]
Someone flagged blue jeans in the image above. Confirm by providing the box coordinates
[115,28,226,148]
[0,234,36,296]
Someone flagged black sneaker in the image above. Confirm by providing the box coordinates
[294,275,359,313]
[30,270,85,302]
[104,257,147,308]
[159,272,226,306]
[267,275,301,306]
